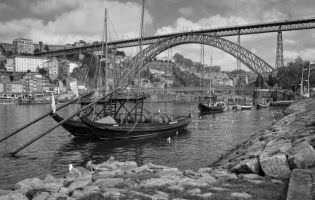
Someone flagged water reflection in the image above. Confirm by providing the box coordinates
[0,103,284,189]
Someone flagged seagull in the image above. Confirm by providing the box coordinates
[68,164,81,176]
[167,137,171,143]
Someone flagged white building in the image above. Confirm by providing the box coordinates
[5,58,14,72]
[10,56,49,72]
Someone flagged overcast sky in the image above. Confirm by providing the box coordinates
[1,0,315,71]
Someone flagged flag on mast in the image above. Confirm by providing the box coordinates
[51,93,56,113]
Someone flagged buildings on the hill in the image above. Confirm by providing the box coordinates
[13,38,35,55]
[5,56,49,72]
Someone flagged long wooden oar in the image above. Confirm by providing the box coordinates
[0,90,95,144]
[9,88,120,156]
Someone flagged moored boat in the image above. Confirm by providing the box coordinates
[270,100,294,107]
[50,113,97,138]
[256,103,269,109]
[81,115,191,140]
[198,102,224,113]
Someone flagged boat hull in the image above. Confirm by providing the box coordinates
[256,103,268,109]
[270,101,293,107]
[81,116,191,140]
[239,105,252,110]
[198,103,224,114]
[50,113,97,138]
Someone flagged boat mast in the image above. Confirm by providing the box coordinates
[100,8,108,93]
[138,0,145,90]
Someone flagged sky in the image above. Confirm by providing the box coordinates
[1,0,315,71]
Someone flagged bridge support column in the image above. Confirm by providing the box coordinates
[275,30,284,69]
[236,31,241,71]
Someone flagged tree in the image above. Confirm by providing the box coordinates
[44,45,50,51]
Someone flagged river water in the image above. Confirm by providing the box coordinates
[0,102,285,189]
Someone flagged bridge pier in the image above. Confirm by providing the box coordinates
[275,30,284,69]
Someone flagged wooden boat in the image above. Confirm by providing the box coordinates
[198,96,224,114]
[198,102,224,114]
[50,113,97,138]
[81,115,191,140]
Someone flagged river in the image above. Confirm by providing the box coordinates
[0,102,285,189]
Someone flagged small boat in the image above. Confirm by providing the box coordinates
[198,96,224,114]
[270,100,294,107]
[198,102,224,113]
[238,105,253,110]
[50,113,97,138]
[256,103,269,109]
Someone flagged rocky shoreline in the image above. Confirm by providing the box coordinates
[0,98,314,200]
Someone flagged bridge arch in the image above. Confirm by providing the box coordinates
[123,34,274,85]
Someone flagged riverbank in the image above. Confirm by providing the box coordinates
[1,98,314,199]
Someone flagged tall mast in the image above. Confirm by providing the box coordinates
[99,8,108,93]
[138,0,145,89]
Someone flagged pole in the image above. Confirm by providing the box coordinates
[9,88,121,156]
[138,0,145,89]
[105,8,108,93]
[308,64,311,97]
[301,66,304,95]
[0,90,95,144]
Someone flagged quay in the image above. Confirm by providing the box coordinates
[0,98,314,200]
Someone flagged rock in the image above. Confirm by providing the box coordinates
[270,179,283,184]
[42,183,62,193]
[287,141,315,169]
[198,192,213,198]
[187,188,201,195]
[71,190,84,199]
[0,193,29,200]
[240,173,262,180]
[93,161,137,172]
[230,192,252,199]
[46,193,70,200]
[286,169,313,200]
[67,175,92,191]
[197,167,213,174]
[259,153,291,179]
[93,178,124,188]
[76,192,105,200]
[158,168,181,177]
[247,179,264,184]
[211,187,228,191]
[168,184,184,192]
[14,177,43,194]
[92,170,118,181]
[178,177,213,187]
[43,174,58,184]
[153,191,169,200]
[129,191,156,199]
[140,177,178,187]
[231,158,261,174]
[0,190,15,196]
[211,169,237,180]
[102,188,125,198]
[183,169,199,178]
[32,192,50,200]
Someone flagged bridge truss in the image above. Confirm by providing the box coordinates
[118,34,273,86]
[36,17,315,57]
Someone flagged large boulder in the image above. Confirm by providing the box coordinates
[286,169,313,200]
[259,139,292,179]
[287,141,315,169]
[260,153,291,179]
[14,177,43,194]
[231,158,261,174]
[0,193,28,200]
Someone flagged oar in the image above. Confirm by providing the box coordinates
[9,88,121,156]
[0,90,95,144]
